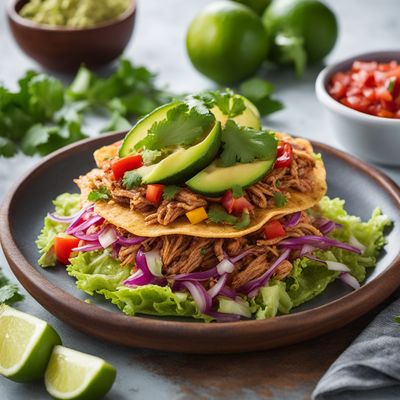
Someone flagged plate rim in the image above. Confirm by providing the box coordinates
[1,132,400,354]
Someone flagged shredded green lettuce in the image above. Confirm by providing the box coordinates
[67,251,130,295]
[100,285,209,320]
[36,193,80,267]
[251,281,293,319]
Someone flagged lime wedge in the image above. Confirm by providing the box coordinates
[45,346,116,400]
[0,305,61,382]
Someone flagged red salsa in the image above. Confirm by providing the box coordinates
[328,60,400,119]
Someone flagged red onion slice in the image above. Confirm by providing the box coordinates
[284,212,301,228]
[279,235,361,254]
[71,242,103,252]
[219,286,237,299]
[238,249,291,296]
[206,311,241,322]
[66,214,103,235]
[173,267,218,281]
[177,281,212,313]
[208,274,228,298]
[99,226,117,249]
[216,259,234,275]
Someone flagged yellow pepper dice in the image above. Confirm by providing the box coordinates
[186,207,208,224]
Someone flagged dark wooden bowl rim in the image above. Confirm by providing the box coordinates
[1,132,400,353]
[8,0,136,32]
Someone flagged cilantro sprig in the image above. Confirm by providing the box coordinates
[196,89,246,118]
[134,100,215,151]
[0,270,23,305]
[123,171,142,189]
[207,205,251,230]
[218,120,278,167]
[88,186,111,202]
[0,58,173,158]
[163,185,180,200]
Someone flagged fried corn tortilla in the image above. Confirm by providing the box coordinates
[88,134,326,239]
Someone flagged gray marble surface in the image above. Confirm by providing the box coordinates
[0,1,399,399]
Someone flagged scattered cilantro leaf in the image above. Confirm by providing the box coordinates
[0,137,17,158]
[394,315,400,324]
[231,184,244,198]
[123,171,142,189]
[274,192,288,208]
[207,205,238,225]
[196,90,246,118]
[275,180,281,188]
[234,212,251,230]
[0,58,174,158]
[218,120,278,167]
[135,102,214,151]
[274,33,307,77]
[0,271,23,305]
[239,78,274,101]
[88,186,111,202]
[239,77,284,117]
[163,185,180,201]
[100,111,131,133]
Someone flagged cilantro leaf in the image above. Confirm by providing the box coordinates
[239,77,284,117]
[231,184,244,198]
[0,137,17,158]
[163,185,180,201]
[101,111,131,133]
[135,102,214,151]
[0,271,23,305]
[207,205,238,225]
[234,212,251,230]
[219,120,278,167]
[123,171,142,189]
[274,33,307,77]
[88,186,111,202]
[196,90,245,118]
[274,192,288,208]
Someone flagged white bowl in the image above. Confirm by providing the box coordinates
[315,51,400,166]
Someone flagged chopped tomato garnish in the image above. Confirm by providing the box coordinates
[264,220,286,240]
[146,184,165,204]
[54,235,80,265]
[274,142,293,169]
[221,189,254,215]
[112,154,143,180]
[328,60,400,119]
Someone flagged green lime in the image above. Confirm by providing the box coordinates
[45,345,116,400]
[233,0,272,15]
[186,1,269,84]
[263,0,338,63]
[0,305,61,382]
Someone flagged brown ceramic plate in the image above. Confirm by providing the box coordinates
[1,132,399,354]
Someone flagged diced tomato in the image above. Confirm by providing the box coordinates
[221,190,254,215]
[274,142,293,169]
[112,155,143,180]
[54,235,80,265]
[264,220,286,240]
[329,60,400,119]
[146,184,165,204]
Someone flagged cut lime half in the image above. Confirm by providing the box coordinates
[45,345,116,400]
[0,305,61,382]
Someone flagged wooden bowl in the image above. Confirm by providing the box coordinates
[7,0,136,72]
[1,132,399,353]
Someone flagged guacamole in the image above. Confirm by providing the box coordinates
[19,0,131,28]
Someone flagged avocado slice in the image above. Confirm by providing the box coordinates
[119,101,181,157]
[138,121,221,184]
[211,95,261,129]
[186,158,275,197]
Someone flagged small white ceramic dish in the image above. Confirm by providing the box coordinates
[316,50,400,166]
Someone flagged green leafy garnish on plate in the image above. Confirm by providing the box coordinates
[88,186,111,202]
[274,192,288,207]
[163,185,180,201]
[0,271,23,305]
[134,101,215,151]
[218,120,278,167]
[122,171,142,190]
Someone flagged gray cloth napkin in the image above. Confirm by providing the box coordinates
[312,295,400,400]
